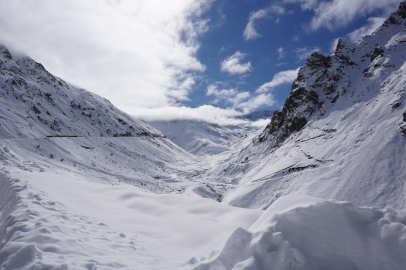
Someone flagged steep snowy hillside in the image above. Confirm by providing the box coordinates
[207,2,406,210]
[148,108,271,155]
[0,44,160,139]
[0,44,208,193]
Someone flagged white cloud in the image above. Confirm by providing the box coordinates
[284,0,319,10]
[270,4,286,14]
[243,9,269,40]
[243,4,285,41]
[256,68,300,93]
[126,105,249,125]
[235,93,277,111]
[126,104,272,126]
[330,38,340,53]
[284,0,401,31]
[206,83,274,111]
[295,46,320,62]
[291,35,300,42]
[310,0,400,30]
[0,0,213,110]
[347,17,386,42]
[207,84,238,103]
[277,47,285,59]
[218,46,228,55]
[251,118,273,127]
[229,92,252,106]
[206,84,250,106]
[220,51,253,75]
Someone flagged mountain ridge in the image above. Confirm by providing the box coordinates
[0,44,163,140]
[204,1,406,209]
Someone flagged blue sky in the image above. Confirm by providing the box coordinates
[0,0,403,123]
[183,0,402,111]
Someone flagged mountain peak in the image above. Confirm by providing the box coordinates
[382,1,406,27]
[394,1,406,19]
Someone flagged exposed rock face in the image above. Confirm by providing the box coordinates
[0,44,162,139]
[257,2,406,147]
[205,1,406,210]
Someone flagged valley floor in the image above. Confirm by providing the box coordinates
[0,164,262,269]
[2,136,406,270]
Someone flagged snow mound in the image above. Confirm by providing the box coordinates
[187,194,406,270]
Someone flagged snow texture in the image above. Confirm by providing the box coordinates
[2,2,406,269]
[187,194,406,270]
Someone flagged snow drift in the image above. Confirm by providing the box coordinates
[187,194,406,270]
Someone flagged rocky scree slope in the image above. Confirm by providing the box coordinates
[206,2,406,210]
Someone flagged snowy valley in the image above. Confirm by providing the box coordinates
[1,2,406,270]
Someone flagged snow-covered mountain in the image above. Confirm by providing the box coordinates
[205,3,406,210]
[0,43,207,194]
[148,108,271,155]
[2,2,406,269]
[0,45,161,139]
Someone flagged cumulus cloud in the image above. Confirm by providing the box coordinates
[256,68,300,93]
[206,83,275,111]
[295,46,320,62]
[270,4,286,14]
[207,84,239,103]
[243,4,285,41]
[220,51,253,75]
[235,93,277,111]
[310,0,400,30]
[0,0,213,110]
[284,0,401,31]
[347,17,386,42]
[206,84,251,107]
[243,9,269,40]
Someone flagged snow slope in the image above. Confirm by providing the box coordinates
[187,194,406,270]
[0,43,209,192]
[206,2,406,210]
[0,44,161,139]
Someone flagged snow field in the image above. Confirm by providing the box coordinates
[0,168,262,269]
[188,194,406,270]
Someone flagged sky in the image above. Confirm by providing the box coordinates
[0,0,403,124]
